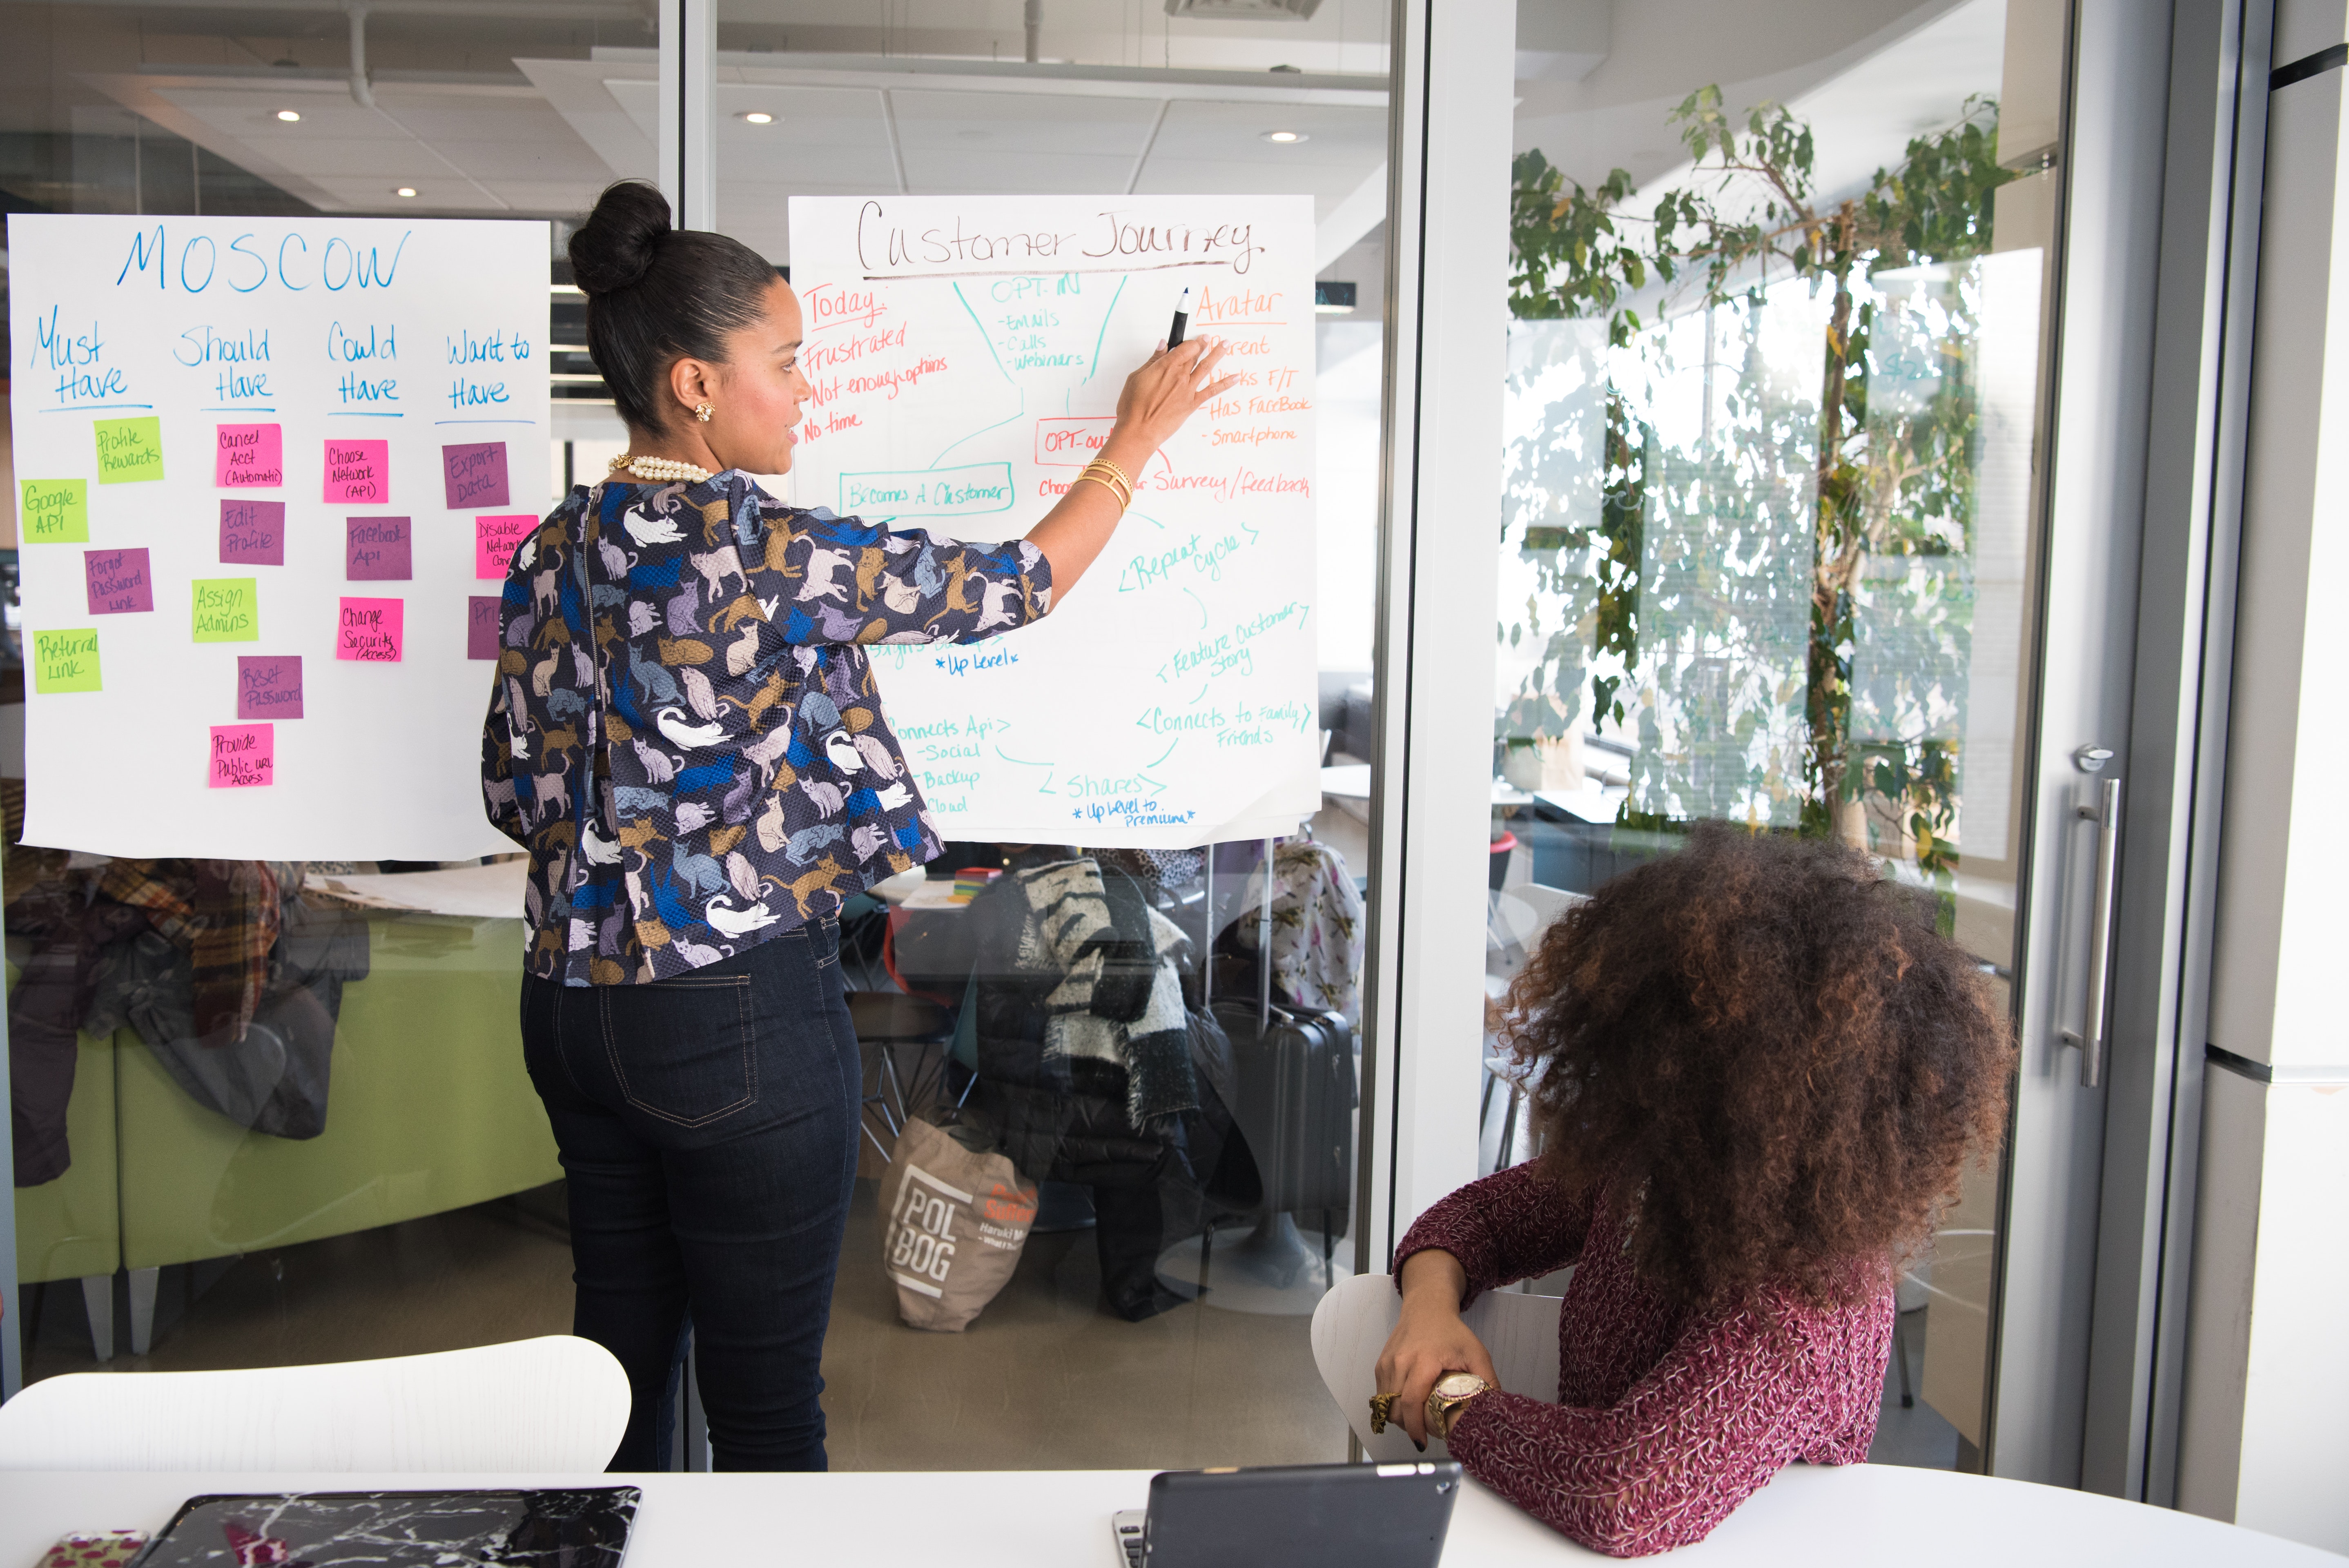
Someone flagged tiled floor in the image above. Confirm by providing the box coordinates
[18,1181,1952,1475]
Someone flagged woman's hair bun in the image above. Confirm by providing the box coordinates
[570,180,672,296]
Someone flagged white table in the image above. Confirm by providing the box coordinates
[1,1465,2336,1566]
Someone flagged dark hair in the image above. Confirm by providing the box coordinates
[1500,824,2012,1308]
[568,181,783,433]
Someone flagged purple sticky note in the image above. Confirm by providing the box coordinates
[345,515,412,580]
[220,499,286,566]
[468,596,503,660]
[443,442,511,510]
[236,655,303,721]
[85,547,154,615]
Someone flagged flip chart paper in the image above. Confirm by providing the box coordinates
[95,417,165,484]
[443,441,510,509]
[785,194,1321,848]
[237,655,303,720]
[9,213,549,858]
[219,499,286,566]
[22,480,88,543]
[345,515,412,580]
[215,423,283,488]
[85,547,154,615]
[31,629,101,694]
[323,439,389,504]
[337,596,403,662]
[208,724,274,788]
[467,596,501,660]
[475,513,537,579]
[192,577,259,642]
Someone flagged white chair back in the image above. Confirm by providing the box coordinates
[0,1335,630,1472]
[1310,1271,1562,1462]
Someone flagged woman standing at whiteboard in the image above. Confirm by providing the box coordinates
[483,180,1232,1472]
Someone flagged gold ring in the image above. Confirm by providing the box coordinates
[1367,1393,1397,1434]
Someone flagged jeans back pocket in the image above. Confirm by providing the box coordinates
[598,975,756,1127]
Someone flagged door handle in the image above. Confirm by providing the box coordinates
[2059,772,2122,1089]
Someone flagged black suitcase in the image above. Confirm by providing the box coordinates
[1211,999,1358,1222]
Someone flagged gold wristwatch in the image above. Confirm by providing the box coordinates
[1424,1372,1490,1441]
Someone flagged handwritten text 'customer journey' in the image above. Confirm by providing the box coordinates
[786,194,1323,848]
[6,213,550,860]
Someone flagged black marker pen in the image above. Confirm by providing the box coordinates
[1168,286,1192,348]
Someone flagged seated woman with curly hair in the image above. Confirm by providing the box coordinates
[1374,825,2012,1557]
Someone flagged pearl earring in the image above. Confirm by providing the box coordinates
[694,402,713,423]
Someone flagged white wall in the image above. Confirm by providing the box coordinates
[2180,6,2349,1548]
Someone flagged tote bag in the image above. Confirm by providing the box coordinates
[879,1118,1039,1331]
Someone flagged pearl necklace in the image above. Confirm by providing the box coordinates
[607,453,714,484]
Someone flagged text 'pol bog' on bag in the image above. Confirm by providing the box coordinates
[878,1118,1039,1332]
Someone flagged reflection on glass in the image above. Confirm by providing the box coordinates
[1489,9,2053,1473]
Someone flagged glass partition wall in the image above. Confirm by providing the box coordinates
[1,0,1392,1475]
[1482,0,2062,1472]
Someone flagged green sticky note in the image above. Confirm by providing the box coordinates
[20,480,89,543]
[94,416,165,485]
[31,628,102,693]
[192,577,259,643]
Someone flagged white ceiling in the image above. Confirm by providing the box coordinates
[80,53,1389,267]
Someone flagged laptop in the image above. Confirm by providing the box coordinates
[1111,1461,1463,1568]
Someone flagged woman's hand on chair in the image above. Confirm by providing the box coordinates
[1375,1250,1501,1448]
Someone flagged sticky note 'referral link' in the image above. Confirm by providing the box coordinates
[85,548,155,615]
[468,596,503,660]
[31,629,102,694]
[94,417,165,485]
[193,578,261,642]
[20,480,88,543]
[216,423,284,488]
[337,596,403,662]
[220,499,286,566]
[443,441,511,509]
[475,514,538,579]
[208,724,274,788]
[323,439,389,504]
[237,655,304,721]
[346,515,413,580]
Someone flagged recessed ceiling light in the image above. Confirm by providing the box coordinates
[738,111,776,125]
[394,186,418,198]
[276,109,302,122]
[1263,130,1306,143]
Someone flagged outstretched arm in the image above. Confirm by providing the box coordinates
[1023,336,1236,596]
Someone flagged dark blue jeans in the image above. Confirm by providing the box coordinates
[520,917,860,1472]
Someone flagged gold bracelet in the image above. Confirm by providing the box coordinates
[1076,470,1130,510]
[1086,455,1134,497]
[1079,458,1132,502]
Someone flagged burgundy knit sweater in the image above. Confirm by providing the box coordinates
[1393,1163,1894,1557]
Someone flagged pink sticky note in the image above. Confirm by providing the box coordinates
[84,547,154,615]
[219,499,285,566]
[322,439,389,504]
[345,515,412,580]
[443,442,511,509]
[236,655,303,721]
[216,423,283,488]
[475,513,537,579]
[468,596,503,660]
[337,596,403,662]
[208,724,274,788]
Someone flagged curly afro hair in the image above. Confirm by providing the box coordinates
[1500,823,2012,1308]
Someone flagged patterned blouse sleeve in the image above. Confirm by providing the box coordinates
[747,490,1054,647]
[1441,1290,1889,1557]
[1394,1161,1598,1307]
[480,593,527,846]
